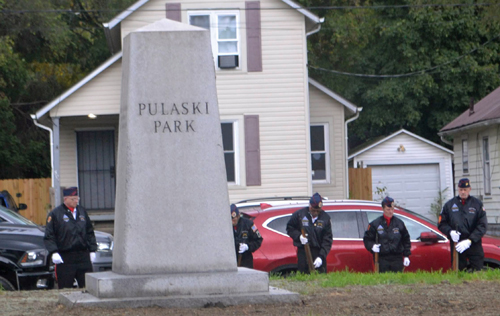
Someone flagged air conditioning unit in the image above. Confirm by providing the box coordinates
[218,55,238,69]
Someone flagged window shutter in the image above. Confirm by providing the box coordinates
[245,1,262,72]
[245,115,261,186]
[166,3,181,22]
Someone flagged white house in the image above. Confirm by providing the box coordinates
[349,129,454,220]
[31,0,362,225]
[439,86,500,231]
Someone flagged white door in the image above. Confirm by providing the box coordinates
[371,164,440,219]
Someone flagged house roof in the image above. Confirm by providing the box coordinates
[348,129,454,159]
[105,0,324,30]
[33,55,358,120]
[33,52,123,120]
[440,85,500,135]
[308,78,359,114]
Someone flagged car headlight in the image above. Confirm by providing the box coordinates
[19,249,47,267]
[97,241,113,252]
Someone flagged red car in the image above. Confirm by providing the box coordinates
[239,200,500,273]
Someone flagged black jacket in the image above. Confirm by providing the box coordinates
[286,207,333,261]
[438,195,487,244]
[363,215,411,257]
[233,217,263,268]
[44,204,97,258]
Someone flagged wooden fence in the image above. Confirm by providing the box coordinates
[349,168,372,200]
[0,178,52,225]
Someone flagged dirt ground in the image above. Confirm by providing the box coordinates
[2,279,500,316]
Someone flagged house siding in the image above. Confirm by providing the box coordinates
[51,0,314,203]
[352,133,454,203]
[309,85,346,199]
[452,126,500,224]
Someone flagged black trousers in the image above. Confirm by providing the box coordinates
[379,254,404,273]
[297,247,326,274]
[449,242,484,271]
[237,252,254,269]
[56,251,93,289]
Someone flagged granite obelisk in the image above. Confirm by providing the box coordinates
[58,19,298,308]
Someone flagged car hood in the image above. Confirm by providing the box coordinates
[483,234,500,246]
[94,230,113,243]
[0,224,46,251]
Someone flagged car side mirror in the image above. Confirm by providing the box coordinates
[17,203,27,211]
[419,231,438,245]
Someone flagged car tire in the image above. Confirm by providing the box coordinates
[0,276,16,291]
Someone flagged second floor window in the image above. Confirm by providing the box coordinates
[189,11,240,69]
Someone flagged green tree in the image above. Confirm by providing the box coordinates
[303,0,500,148]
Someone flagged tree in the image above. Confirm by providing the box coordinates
[302,0,500,148]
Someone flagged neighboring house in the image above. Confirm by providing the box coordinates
[439,86,500,231]
[31,0,362,222]
[349,129,454,220]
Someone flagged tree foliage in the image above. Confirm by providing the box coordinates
[0,0,135,179]
[302,0,500,148]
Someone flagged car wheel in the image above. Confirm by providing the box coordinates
[0,276,16,291]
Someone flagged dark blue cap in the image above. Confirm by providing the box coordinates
[458,178,470,188]
[310,193,323,209]
[381,196,394,208]
[230,204,239,218]
[63,187,78,197]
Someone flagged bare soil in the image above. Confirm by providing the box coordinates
[2,279,500,316]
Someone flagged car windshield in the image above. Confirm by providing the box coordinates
[0,205,38,226]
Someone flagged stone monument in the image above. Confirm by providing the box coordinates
[59,19,298,308]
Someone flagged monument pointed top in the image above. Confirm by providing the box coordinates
[135,18,205,32]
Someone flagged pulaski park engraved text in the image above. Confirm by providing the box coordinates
[138,102,209,133]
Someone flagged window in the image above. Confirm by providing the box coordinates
[188,11,240,69]
[310,124,329,182]
[327,211,360,238]
[462,139,469,174]
[483,137,491,195]
[266,215,292,235]
[221,122,238,183]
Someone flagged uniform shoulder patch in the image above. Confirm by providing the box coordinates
[252,225,257,232]
[367,224,371,231]
[47,216,52,223]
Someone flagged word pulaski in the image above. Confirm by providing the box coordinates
[138,102,210,133]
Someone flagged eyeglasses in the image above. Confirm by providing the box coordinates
[65,197,80,201]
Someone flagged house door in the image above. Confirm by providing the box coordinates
[76,130,116,211]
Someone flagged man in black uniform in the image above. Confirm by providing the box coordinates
[231,204,263,268]
[286,193,332,274]
[438,178,487,271]
[44,187,97,288]
[363,196,411,273]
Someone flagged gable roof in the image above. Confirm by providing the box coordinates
[33,52,123,120]
[308,78,359,114]
[105,0,323,30]
[440,86,500,135]
[348,129,454,159]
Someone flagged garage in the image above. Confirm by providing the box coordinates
[371,164,440,218]
[349,129,454,220]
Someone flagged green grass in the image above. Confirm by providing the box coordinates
[270,269,500,288]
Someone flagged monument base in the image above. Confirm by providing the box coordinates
[58,268,299,308]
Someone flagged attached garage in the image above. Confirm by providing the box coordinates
[349,129,454,220]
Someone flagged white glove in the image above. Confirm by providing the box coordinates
[403,257,410,267]
[450,230,461,243]
[300,235,308,245]
[371,244,381,253]
[51,253,63,264]
[238,243,249,254]
[456,239,472,253]
[90,252,96,263]
[313,257,322,268]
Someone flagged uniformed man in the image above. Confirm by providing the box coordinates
[44,187,97,288]
[438,178,488,271]
[363,196,411,273]
[286,193,333,274]
[231,204,263,268]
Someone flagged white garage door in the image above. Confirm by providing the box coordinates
[371,164,440,219]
